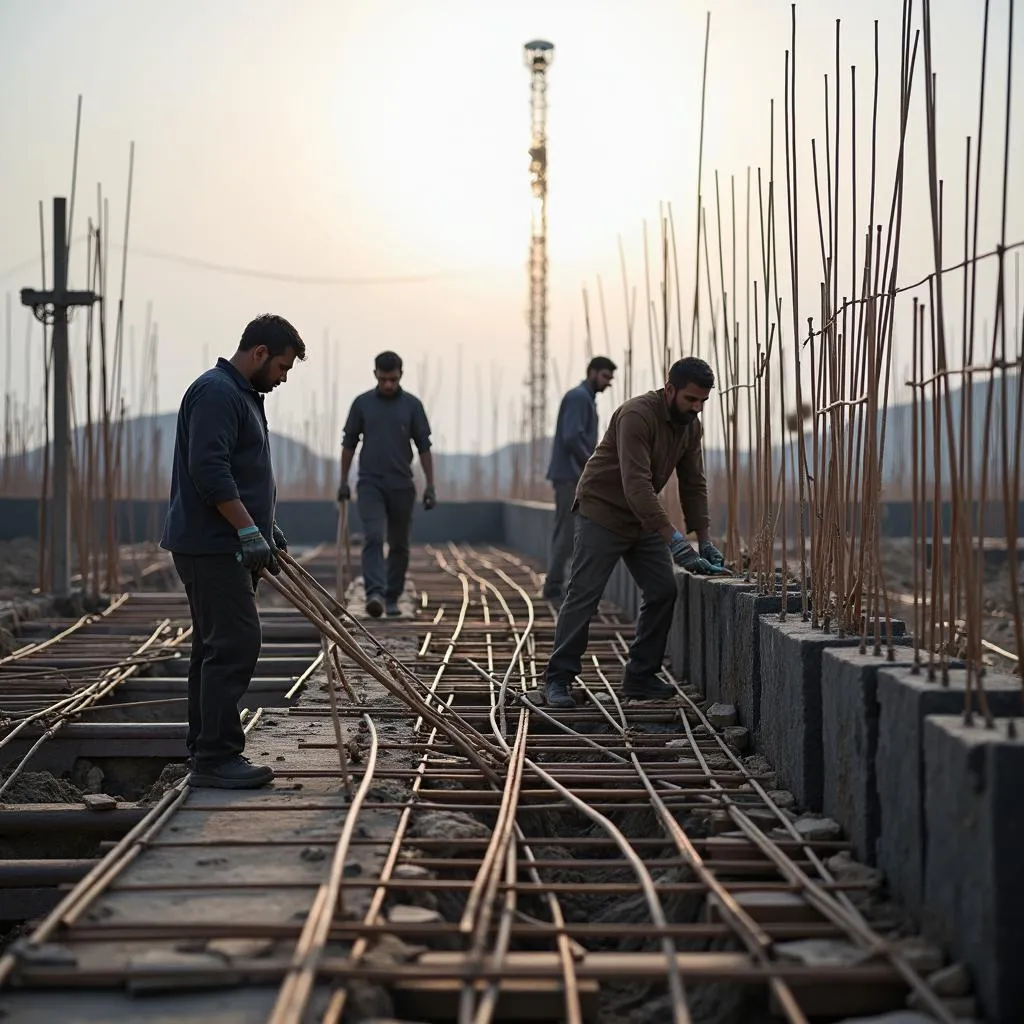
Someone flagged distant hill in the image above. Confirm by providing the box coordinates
[1,411,335,494]
[1,372,1018,497]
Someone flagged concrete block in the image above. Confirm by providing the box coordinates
[820,647,920,864]
[875,666,1022,918]
[759,618,907,811]
[665,569,689,680]
[704,578,758,704]
[923,715,1024,1023]
[728,589,804,736]
[686,574,706,693]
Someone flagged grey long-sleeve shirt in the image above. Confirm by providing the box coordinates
[342,388,432,490]
[160,358,277,555]
[546,380,598,484]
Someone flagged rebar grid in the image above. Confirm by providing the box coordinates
[0,544,955,1024]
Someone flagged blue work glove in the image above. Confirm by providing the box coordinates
[337,482,351,503]
[272,522,288,551]
[699,540,725,567]
[669,531,729,575]
[423,485,437,511]
[236,525,280,575]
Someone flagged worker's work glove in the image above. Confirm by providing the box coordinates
[236,525,280,575]
[336,482,351,503]
[669,531,729,576]
[272,522,288,551]
[423,485,437,511]
[699,540,725,567]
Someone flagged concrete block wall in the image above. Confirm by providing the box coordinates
[499,502,1024,1023]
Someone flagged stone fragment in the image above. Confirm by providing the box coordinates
[677,757,701,768]
[703,754,733,771]
[362,934,428,968]
[206,937,274,959]
[81,793,117,811]
[766,789,796,810]
[775,938,872,967]
[392,863,433,881]
[744,753,775,782]
[664,738,689,749]
[343,860,362,877]
[707,702,738,728]
[387,905,442,925]
[891,936,944,975]
[826,851,882,890]
[925,962,970,997]
[722,725,750,751]
[84,766,104,794]
[788,815,842,842]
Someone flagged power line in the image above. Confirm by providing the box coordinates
[1,241,505,288]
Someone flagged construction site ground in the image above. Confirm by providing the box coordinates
[0,542,979,1023]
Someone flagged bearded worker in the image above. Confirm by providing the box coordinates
[161,314,307,787]
[542,356,729,710]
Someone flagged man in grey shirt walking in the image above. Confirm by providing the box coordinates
[543,356,616,603]
[337,351,436,617]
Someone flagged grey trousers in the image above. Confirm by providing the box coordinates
[358,481,416,601]
[543,481,578,597]
[544,514,677,686]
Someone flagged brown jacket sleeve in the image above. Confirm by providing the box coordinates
[616,409,673,536]
[675,422,711,534]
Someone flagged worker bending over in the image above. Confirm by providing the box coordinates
[543,356,728,709]
[337,351,436,618]
[161,314,306,787]
[542,356,617,605]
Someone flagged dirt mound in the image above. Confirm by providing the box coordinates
[0,770,82,805]
[139,762,189,805]
[408,809,491,852]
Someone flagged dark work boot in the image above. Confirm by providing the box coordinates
[543,679,576,709]
[189,755,275,790]
[621,669,677,702]
[365,594,385,618]
[385,599,401,617]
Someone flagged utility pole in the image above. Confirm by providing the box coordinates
[21,197,99,596]
[524,39,554,495]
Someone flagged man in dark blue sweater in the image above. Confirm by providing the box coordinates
[161,314,306,789]
[543,356,616,604]
[337,351,435,618]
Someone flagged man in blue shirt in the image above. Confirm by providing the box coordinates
[543,356,616,603]
[161,314,306,789]
[337,351,436,618]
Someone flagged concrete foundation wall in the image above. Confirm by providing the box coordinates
[496,506,1023,1024]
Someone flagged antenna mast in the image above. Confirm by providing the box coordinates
[524,39,554,494]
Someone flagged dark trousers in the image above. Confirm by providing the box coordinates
[172,553,262,769]
[544,481,578,597]
[358,481,416,601]
[545,514,677,686]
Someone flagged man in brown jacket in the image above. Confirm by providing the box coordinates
[543,356,729,709]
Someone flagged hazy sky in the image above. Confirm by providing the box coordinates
[1,0,1021,462]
